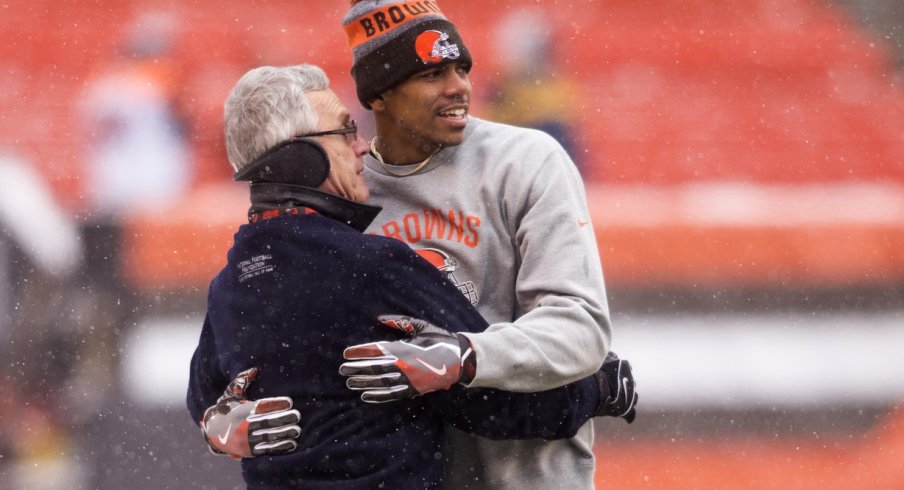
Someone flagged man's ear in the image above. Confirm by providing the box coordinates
[369,96,385,112]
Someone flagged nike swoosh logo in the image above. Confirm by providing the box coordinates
[415,357,447,376]
[217,422,232,445]
[621,378,635,414]
[578,220,590,228]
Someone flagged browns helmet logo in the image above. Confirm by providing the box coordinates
[414,30,460,64]
[415,247,479,305]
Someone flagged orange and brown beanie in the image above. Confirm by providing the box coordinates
[343,0,472,108]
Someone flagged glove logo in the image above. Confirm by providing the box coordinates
[217,423,233,445]
[415,356,447,376]
[621,377,635,415]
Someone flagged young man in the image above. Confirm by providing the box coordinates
[187,64,631,489]
[337,1,620,488]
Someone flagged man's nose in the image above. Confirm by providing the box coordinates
[353,133,370,157]
[444,70,470,96]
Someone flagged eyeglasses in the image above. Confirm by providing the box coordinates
[294,120,358,143]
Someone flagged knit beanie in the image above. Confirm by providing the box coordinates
[343,0,472,108]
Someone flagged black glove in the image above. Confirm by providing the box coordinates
[595,352,638,423]
[339,315,477,403]
[201,367,302,459]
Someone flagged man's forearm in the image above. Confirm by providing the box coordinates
[463,304,610,392]
[428,375,602,440]
[428,351,637,440]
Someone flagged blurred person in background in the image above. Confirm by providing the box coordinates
[0,152,84,488]
[74,10,192,408]
[186,63,634,488]
[482,8,586,175]
[79,10,191,218]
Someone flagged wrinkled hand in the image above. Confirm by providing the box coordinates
[339,315,476,403]
[595,352,638,423]
[201,367,302,459]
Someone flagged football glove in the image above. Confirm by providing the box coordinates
[200,367,302,459]
[595,352,638,423]
[339,315,477,403]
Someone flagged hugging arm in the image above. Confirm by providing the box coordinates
[187,314,301,459]
[434,350,637,440]
[340,316,637,440]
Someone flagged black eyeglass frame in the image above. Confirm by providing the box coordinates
[293,120,358,140]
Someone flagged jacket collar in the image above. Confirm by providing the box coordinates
[248,182,381,232]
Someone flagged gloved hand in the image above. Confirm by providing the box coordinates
[339,315,477,403]
[201,367,302,459]
[594,352,638,423]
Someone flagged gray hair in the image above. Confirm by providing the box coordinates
[224,64,330,172]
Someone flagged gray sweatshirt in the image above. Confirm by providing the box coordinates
[363,117,611,489]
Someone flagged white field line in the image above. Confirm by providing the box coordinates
[613,311,904,408]
[125,311,904,409]
[587,182,904,227]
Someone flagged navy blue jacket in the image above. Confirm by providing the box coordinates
[187,184,601,489]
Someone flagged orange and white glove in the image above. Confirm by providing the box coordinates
[200,367,301,459]
[339,315,477,403]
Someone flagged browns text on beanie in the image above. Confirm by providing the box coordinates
[342,0,472,108]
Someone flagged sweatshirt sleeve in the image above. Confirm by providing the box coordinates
[463,140,612,392]
[186,313,226,424]
[428,375,601,440]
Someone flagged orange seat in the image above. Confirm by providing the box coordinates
[596,405,904,488]
[121,183,247,291]
[3,0,904,290]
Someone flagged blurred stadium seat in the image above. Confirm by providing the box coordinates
[596,403,904,488]
[2,0,902,292]
[113,0,904,293]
